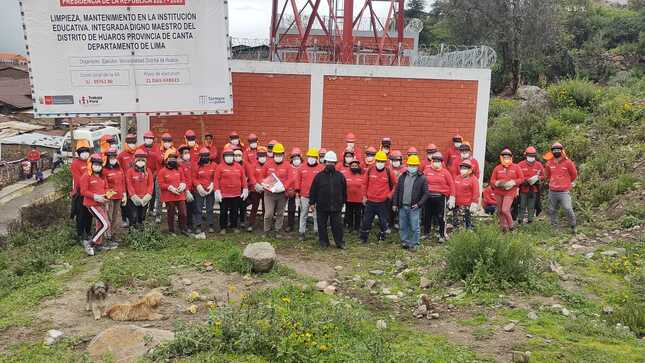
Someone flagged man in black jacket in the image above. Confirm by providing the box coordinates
[392,155,429,251]
[309,151,347,249]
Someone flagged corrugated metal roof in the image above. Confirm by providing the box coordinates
[0,132,64,149]
[0,78,32,109]
[0,121,44,132]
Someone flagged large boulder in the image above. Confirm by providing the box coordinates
[87,325,174,363]
[243,242,276,273]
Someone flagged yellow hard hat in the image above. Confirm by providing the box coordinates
[273,143,285,154]
[407,154,420,166]
[375,150,388,162]
[75,139,91,150]
[306,147,318,157]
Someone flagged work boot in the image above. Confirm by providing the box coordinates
[208,227,215,233]
[336,244,346,250]
[121,221,129,228]
[247,226,253,232]
[83,240,95,256]
[155,216,161,224]
[571,226,577,235]
[220,229,226,235]
[299,233,306,241]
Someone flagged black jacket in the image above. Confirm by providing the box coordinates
[392,171,429,208]
[309,166,347,212]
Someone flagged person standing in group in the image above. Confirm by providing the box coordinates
[452,159,480,230]
[103,147,126,246]
[233,147,252,228]
[337,149,354,172]
[202,131,218,162]
[482,183,497,215]
[296,147,323,241]
[193,147,216,236]
[215,147,248,234]
[309,151,347,249]
[267,140,278,159]
[247,146,268,231]
[359,151,397,243]
[318,148,327,164]
[178,145,196,233]
[79,154,111,256]
[517,146,544,224]
[342,158,365,233]
[422,152,454,242]
[344,132,362,162]
[421,144,439,172]
[545,142,578,234]
[126,149,154,228]
[490,148,524,232]
[245,133,259,164]
[158,149,189,235]
[71,139,93,243]
[380,137,392,156]
[392,155,428,251]
[259,143,293,238]
[184,130,201,167]
[117,134,138,227]
[388,150,405,229]
[445,134,463,168]
[364,146,377,169]
[286,147,302,233]
[140,131,163,224]
[449,142,480,179]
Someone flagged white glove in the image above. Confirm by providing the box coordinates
[177,183,186,193]
[254,183,264,193]
[196,184,207,197]
[504,180,516,190]
[168,185,178,194]
[121,194,127,206]
[185,190,194,202]
[131,195,142,206]
[93,194,107,203]
[528,175,539,185]
[207,182,214,193]
[141,194,152,206]
[447,196,456,209]
[469,203,478,213]
[241,188,249,201]
[214,190,223,203]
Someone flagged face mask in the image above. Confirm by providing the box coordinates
[292,158,301,166]
[366,156,374,162]
[187,140,196,147]
[199,156,209,164]
[230,138,240,145]
[135,161,145,168]
[345,156,353,164]
[376,162,386,170]
[392,160,401,168]
[224,156,234,164]
[234,155,243,162]
[408,166,417,174]
[351,167,361,173]
[79,152,90,160]
[163,142,172,149]
[454,142,462,148]
[258,156,267,164]
[92,165,102,173]
[127,143,136,150]
[460,168,470,176]
[382,147,390,153]
[250,142,257,149]
[167,160,178,168]
[267,152,274,158]
[274,155,284,163]
[109,158,118,166]
[461,152,470,159]
[144,138,153,146]
[308,157,317,165]
[432,161,442,169]
[526,156,536,163]
[552,151,562,158]
[182,153,190,161]
[325,163,335,171]
[346,142,354,149]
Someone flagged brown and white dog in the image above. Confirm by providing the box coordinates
[86,281,110,320]
[104,291,164,321]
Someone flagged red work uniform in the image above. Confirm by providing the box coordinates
[71,158,89,195]
[214,162,246,198]
[342,169,365,203]
[483,186,496,208]
[158,167,187,202]
[364,166,397,203]
[518,160,545,193]
[244,146,257,165]
[296,163,323,198]
[104,167,126,201]
[261,160,294,192]
[179,160,194,193]
[423,167,455,197]
[193,162,215,191]
[444,144,460,168]
[27,149,40,161]
[490,163,524,198]
[80,172,107,207]
[454,175,480,207]
[545,158,577,192]
[126,167,154,198]
[117,149,136,172]
[449,157,481,179]
[141,144,162,176]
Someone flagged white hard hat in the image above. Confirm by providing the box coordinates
[324,150,338,162]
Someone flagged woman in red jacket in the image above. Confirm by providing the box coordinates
[422,152,455,242]
[158,150,188,235]
[215,147,248,234]
[79,154,110,256]
[452,159,480,230]
[103,147,126,245]
[178,145,196,233]
[490,148,524,232]
[126,150,154,228]
[343,158,365,233]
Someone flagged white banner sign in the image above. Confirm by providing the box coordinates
[20,0,233,117]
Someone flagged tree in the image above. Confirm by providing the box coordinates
[405,0,427,19]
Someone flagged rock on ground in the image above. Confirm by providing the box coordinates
[315,281,329,291]
[87,325,174,363]
[243,242,277,273]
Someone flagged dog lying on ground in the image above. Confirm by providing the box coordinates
[86,281,110,320]
[103,291,164,321]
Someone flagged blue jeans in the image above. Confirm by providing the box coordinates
[399,206,420,247]
[194,192,215,231]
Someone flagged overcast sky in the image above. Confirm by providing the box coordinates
[0,0,399,54]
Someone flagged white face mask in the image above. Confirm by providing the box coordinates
[187,140,196,147]
[79,152,90,160]
[234,155,243,162]
[366,156,374,163]
[92,165,102,173]
[432,161,442,169]
[526,156,536,163]
[144,138,153,146]
[460,168,470,176]
[454,142,462,148]
[224,156,234,164]
[461,152,470,159]
[308,157,317,165]
[392,160,401,168]
[376,162,386,170]
[163,142,172,149]
[127,143,136,150]
[258,156,267,164]
[231,138,240,145]
[182,153,190,161]
[274,155,284,163]
[344,156,353,163]
[109,158,117,166]
[250,142,257,149]
[292,158,301,166]
[267,152,274,158]
[346,142,355,149]
[136,160,145,168]
[382,147,390,153]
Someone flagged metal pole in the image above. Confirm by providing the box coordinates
[342,0,354,63]
[120,116,128,151]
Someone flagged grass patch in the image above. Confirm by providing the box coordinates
[2,338,89,363]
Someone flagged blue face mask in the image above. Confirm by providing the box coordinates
[408,167,417,174]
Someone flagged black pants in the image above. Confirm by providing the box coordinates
[128,200,146,227]
[360,201,389,242]
[220,197,241,229]
[424,194,446,237]
[287,196,297,231]
[344,202,363,232]
[72,194,92,240]
[186,200,196,229]
[121,204,129,222]
[238,196,247,225]
[317,210,344,248]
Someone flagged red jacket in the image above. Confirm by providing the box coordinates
[245,147,258,165]
[140,144,162,176]
[193,162,216,189]
[364,166,397,203]
[483,186,496,206]
[117,150,135,172]
[391,165,406,179]
[188,144,202,167]
[80,172,107,207]
[104,166,126,200]
[423,167,455,197]
[158,167,187,202]
[214,162,246,198]
[261,160,294,192]
[342,168,365,203]
[27,149,40,161]
[454,175,480,206]
[517,160,545,193]
[296,163,323,198]
[71,158,88,194]
[490,163,524,197]
[242,162,257,188]
[179,161,194,192]
[449,157,481,179]
[126,167,154,198]
[545,157,577,192]
[249,161,265,190]
[420,158,445,173]
[444,145,460,168]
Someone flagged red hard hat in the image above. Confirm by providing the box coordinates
[291,147,302,156]
[551,142,563,150]
[134,149,148,158]
[229,131,239,138]
[125,133,136,142]
[268,139,278,146]
[161,133,172,141]
[366,146,377,154]
[459,142,472,151]
[500,148,512,156]
[460,159,473,168]
[105,147,118,156]
[89,153,103,163]
[143,131,154,139]
[390,150,403,159]
[343,148,355,156]
[177,144,190,153]
[318,148,327,155]
[426,143,437,151]
[432,152,444,161]
[453,134,463,142]
[222,146,234,155]
[204,131,213,137]
[407,146,418,154]
[185,130,196,138]
[525,146,537,155]
[381,137,392,145]
[199,147,210,155]
[345,132,356,142]
[248,133,258,141]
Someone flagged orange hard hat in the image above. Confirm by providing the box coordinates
[257,146,268,154]
[366,146,377,154]
[525,146,537,155]
[248,133,258,141]
[199,147,210,155]
[407,146,418,155]
[390,150,403,159]
[345,132,356,142]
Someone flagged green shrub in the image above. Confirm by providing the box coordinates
[51,164,72,195]
[547,79,601,111]
[217,247,252,274]
[122,223,168,251]
[488,97,518,118]
[444,225,537,292]
[559,107,589,124]
[609,299,645,337]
